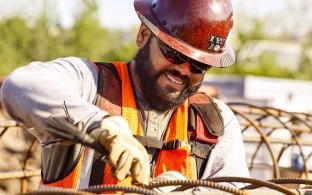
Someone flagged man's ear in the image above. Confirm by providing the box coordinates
[136,23,152,48]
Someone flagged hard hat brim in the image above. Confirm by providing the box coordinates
[135,0,235,68]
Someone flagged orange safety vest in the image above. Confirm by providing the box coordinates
[103,62,195,185]
[40,62,196,189]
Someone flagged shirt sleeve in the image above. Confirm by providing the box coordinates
[0,57,109,144]
[201,98,250,187]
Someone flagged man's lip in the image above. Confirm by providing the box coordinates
[165,73,183,85]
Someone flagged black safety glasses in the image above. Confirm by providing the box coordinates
[156,38,212,74]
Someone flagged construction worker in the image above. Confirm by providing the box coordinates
[0,0,249,191]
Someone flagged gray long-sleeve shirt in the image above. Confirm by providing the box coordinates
[0,57,250,186]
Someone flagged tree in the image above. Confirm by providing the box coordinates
[0,17,33,75]
[0,0,138,76]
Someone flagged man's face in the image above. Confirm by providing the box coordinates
[135,36,206,112]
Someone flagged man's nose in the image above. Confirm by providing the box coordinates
[174,61,192,76]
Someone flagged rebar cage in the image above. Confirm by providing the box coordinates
[0,102,312,194]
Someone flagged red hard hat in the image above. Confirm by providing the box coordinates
[134,0,235,68]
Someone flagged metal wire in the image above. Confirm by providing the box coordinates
[145,179,247,195]
[242,178,312,190]
[1,102,312,194]
[206,176,298,195]
[22,185,159,195]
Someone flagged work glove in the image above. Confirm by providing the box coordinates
[97,115,150,185]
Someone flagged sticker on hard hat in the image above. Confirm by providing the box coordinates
[208,35,226,52]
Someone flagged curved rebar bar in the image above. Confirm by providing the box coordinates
[230,107,281,178]
[21,189,95,195]
[1,102,312,195]
[21,138,40,193]
[207,176,298,195]
[264,106,310,178]
[242,177,312,190]
[22,185,159,195]
[80,184,159,195]
[145,180,247,195]
[229,102,312,179]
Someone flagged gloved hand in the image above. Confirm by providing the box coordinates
[97,115,150,185]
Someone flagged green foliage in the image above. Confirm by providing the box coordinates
[0,0,137,76]
[297,51,312,80]
[297,31,312,80]
[0,17,33,74]
[237,19,270,44]
[210,53,296,79]
[209,16,312,81]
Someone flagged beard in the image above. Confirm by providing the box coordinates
[134,38,201,112]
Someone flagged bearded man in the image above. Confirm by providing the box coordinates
[0,0,249,191]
